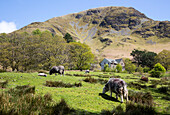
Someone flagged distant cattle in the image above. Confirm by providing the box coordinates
[141,76,148,82]
[85,70,90,73]
[49,66,64,76]
[38,73,47,77]
[102,78,128,103]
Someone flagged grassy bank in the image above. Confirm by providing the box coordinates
[0,71,169,114]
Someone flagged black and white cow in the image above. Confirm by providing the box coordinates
[102,78,128,103]
[49,66,64,76]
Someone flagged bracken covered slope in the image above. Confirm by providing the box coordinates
[13,6,170,58]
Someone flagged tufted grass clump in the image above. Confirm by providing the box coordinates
[8,85,35,96]
[128,90,153,106]
[158,86,169,94]
[83,77,108,84]
[128,82,147,90]
[45,81,82,88]
[73,74,92,77]
[0,85,53,114]
[125,102,157,115]
[0,86,76,114]
[101,102,157,115]
[0,80,8,88]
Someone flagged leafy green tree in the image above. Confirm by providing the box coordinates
[124,58,136,73]
[69,42,94,70]
[130,49,157,68]
[137,65,143,74]
[116,64,122,73]
[149,63,166,78]
[64,33,74,43]
[103,64,110,72]
[143,66,150,73]
[155,50,170,70]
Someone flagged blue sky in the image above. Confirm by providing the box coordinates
[0,0,169,33]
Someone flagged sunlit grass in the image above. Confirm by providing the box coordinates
[0,71,169,114]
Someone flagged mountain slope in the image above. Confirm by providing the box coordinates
[13,6,170,58]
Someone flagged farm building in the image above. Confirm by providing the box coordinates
[99,58,125,70]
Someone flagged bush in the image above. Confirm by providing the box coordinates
[102,102,157,115]
[149,63,166,78]
[143,66,150,73]
[128,90,153,106]
[103,64,111,72]
[0,80,8,88]
[116,64,122,73]
[45,81,82,88]
[137,65,143,74]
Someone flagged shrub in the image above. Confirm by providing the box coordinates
[8,85,35,96]
[137,65,143,74]
[0,69,6,73]
[149,63,166,78]
[158,87,169,94]
[0,89,75,115]
[0,80,8,88]
[116,64,122,73]
[143,66,150,73]
[125,102,157,115]
[125,63,136,74]
[103,64,110,72]
[83,77,97,83]
[45,81,82,88]
[128,90,153,106]
[102,102,157,115]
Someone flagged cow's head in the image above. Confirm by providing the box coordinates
[49,70,52,75]
[102,83,109,94]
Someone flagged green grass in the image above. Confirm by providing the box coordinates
[0,71,169,114]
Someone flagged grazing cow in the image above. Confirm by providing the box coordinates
[49,66,64,76]
[141,75,148,82]
[102,78,128,103]
[85,70,90,73]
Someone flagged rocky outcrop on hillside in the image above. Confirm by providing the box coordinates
[16,6,169,40]
[10,6,170,58]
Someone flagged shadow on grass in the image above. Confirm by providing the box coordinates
[99,93,120,102]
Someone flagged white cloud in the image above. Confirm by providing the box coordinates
[0,21,17,33]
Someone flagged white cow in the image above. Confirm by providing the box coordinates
[102,78,128,103]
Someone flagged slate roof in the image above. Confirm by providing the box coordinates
[115,58,122,63]
[105,58,118,64]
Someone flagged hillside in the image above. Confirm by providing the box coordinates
[13,6,170,58]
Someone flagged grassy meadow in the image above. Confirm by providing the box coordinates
[0,71,169,114]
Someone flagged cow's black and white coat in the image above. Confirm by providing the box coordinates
[49,66,64,76]
[102,78,128,103]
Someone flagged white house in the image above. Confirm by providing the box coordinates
[99,58,125,70]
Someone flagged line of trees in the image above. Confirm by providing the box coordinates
[123,49,170,77]
[0,29,95,71]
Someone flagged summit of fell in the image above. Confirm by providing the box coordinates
[13,6,170,58]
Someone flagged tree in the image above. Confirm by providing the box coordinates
[116,64,122,73]
[63,33,74,43]
[69,42,94,70]
[137,65,143,74]
[130,49,157,68]
[103,64,110,72]
[155,50,170,70]
[124,58,136,74]
[149,63,166,78]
